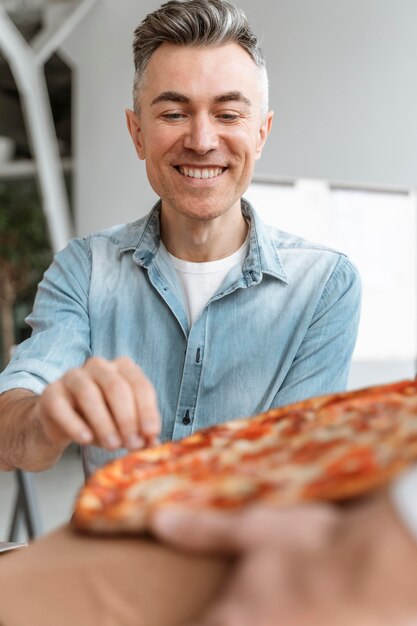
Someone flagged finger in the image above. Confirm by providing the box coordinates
[63,365,125,449]
[89,359,149,450]
[38,381,94,446]
[85,357,161,449]
[150,507,245,553]
[115,356,161,441]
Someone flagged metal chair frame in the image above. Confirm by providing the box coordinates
[8,470,42,542]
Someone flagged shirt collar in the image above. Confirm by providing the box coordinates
[241,198,288,285]
[116,201,161,266]
[117,198,288,285]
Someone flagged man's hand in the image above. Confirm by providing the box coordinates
[151,504,341,626]
[150,496,417,626]
[36,356,161,451]
[151,503,339,554]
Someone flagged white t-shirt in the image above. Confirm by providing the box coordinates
[162,237,249,326]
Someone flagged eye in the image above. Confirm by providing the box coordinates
[217,113,240,123]
[161,112,187,122]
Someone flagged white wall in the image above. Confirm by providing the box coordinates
[62,0,417,235]
[238,0,417,189]
[61,0,160,236]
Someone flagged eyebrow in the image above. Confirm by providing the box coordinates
[151,91,190,105]
[151,90,252,107]
[214,91,251,106]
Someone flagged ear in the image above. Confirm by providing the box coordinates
[125,109,146,160]
[255,111,274,160]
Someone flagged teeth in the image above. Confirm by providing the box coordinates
[178,166,224,179]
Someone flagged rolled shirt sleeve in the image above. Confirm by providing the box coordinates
[0,237,92,395]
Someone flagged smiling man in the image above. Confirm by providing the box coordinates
[126,42,271,258]
[0,0,360,477]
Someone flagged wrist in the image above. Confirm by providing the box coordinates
[0,389,66,471]
[31,401,69,462]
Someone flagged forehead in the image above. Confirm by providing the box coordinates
[141,42,261,106]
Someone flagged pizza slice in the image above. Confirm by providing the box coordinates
[72,379,417,534]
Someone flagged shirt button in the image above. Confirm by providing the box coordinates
[182,409,191,425]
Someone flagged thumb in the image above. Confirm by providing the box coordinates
[150,506,244,554]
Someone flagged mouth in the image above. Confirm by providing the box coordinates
[174,165,227,180]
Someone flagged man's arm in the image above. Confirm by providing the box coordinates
[0,389,65,472]
[274,255,361,407]
[0,356,161,473]
[0,236,161,472]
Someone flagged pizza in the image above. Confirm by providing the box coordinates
[72,379,417,534]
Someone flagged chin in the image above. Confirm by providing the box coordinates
[183,207,230,221]
[175,197,239,221]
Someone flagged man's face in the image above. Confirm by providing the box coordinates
[126,42,273,222]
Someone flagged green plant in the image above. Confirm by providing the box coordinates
[0,178,52,368]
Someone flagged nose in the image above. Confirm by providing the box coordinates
[183,114,219,154]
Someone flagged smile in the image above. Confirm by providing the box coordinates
[175,166,226,179]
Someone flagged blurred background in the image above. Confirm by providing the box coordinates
[0,0,416,539]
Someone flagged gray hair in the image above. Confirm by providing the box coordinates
[132,0,269,116]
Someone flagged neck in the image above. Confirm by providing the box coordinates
[160,204,249,262]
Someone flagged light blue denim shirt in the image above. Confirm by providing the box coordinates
[0,200,361,476]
